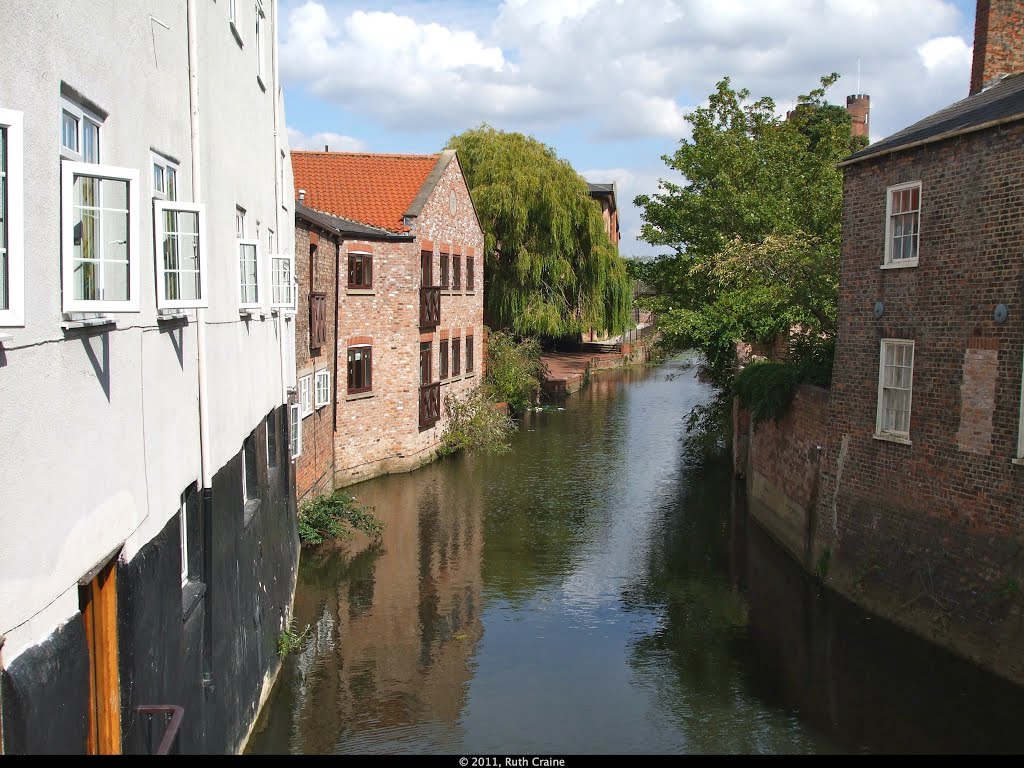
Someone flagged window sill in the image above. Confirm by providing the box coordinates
[1011,457,1024,467]
[257,75,267,93]
[0,332,13,343]
[239,308,265,320]
[346,391,374,402]
[182,580,207,622]
[61,317,116,331]
[243,498,261,528]
[465,371,476,378]
[157,312,189,323]
[347,288,375,296]
[300,408,314,419]
[873,432,912,446]
[881,259,918,270]
[315,402,330,411]
[230,21,244,48]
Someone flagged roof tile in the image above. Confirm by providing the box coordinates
[292,151,441,233]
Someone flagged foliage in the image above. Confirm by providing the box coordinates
[732,338,835,426]
[447,125,633,337]
[483,330,547,414]
[297,491,384,546]
[633,74,860,391]
[276,617,311,658]
[438,388,517,458]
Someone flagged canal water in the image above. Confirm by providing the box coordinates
[248,354,1024,755]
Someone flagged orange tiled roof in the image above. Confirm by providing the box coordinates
[292,151,442,233]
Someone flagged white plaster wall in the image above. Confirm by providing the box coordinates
[0,0,294,662]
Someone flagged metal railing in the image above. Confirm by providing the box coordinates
[419,382,440,428]
[621,313,657,346]
[419,286,441,328]
[136,705,184,755]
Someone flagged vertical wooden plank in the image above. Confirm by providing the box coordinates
[82,583,98,754]
[95,561,121,754]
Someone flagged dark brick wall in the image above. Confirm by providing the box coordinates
[816,122,1024,624]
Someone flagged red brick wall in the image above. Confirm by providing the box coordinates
[970,0,1024,95]
[816,122,1024,622]
[295,219,340,506]
[751,385,829,512]
[334,156,485,486]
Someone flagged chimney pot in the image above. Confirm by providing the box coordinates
[324,144,329,152]
[298,189,306,203]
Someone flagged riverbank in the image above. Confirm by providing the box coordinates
[540,339,655,397]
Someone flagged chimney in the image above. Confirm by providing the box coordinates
[970,0,1024,95]
[846,94,870,138]
[298,189,306,204]
[324,144,329,152]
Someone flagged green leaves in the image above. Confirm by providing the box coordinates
[448,125,633,337]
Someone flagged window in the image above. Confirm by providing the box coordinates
[266,409,278,469]
[421,249,433,286]
[61,162,141,313]
[255,1,266,87]
[0,108,24,326]
[299,373,313,416]
[440,250,450,289]
[876,339,915,442]
[452,336,461,376]
[440,338,449,379]
[290,403,302,459]
[229,0,242,45]
[235,206,246,237]
[315,369,330,408]
[179,488,189,586]
[152,154,178,200]
[60,97,101,163]
[884,181,921,267]
[466,334,474,373]
[242,430,258,505]
[420,342,432,385]
[309,291,328,347]
[154,201,207,309]
[466,256,475,292]
[452,255,462,290]
[238,238,260,309]
[267,228,275,253]
[271,254,294,309]
[348,251,372,289]
[348,346,372,394]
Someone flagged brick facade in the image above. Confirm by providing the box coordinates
[816,122,1024,626]
[332,157,485,486]
[970,0,1024,95]
[294,219,341,506]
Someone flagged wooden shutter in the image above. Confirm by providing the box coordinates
[309,292,328,349]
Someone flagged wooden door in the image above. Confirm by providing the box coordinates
[81,557,121,754]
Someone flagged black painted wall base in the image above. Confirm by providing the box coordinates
[1,405,299,754]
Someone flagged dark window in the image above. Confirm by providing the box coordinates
[440,338,449,379]
[420,341,432,385]
[452,336,461,377]
[452,256,461,290]
[348,252,373,289]
[347,346,372,394]
[309,291,328,348]
[466,256,474,291]
[420,249,433,286]
[466,335,474,372]
[439,252,450,289]
[243,431,258,504]
[266,409,278,469]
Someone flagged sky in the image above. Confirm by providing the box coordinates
[280,0,979,257]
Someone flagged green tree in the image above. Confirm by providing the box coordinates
[633,74,863,399]
[447,125,633,337]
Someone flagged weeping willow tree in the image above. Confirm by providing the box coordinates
[447,125,632,337]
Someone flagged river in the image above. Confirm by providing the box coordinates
[247,354,1024,755]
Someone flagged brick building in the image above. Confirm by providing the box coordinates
[292,150,485,494]
[587,182,619,247]
[816,0,1024,629]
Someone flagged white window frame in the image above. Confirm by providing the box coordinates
[315,369,330,409]
[290,403,302,460]
[299,373,313,416]
[270,253,294,309]
[238,237,261,310]
[883,181,921,269]
[151,153,179,201]
[255,1,267,89]
[235,205,246,238]
[60,97,102,163]
[61,161,141,314]
[229,0,243,45]
[179,489,189,586]
[154,200,208,309]
[0,108,25,327]
[875,339,915,444]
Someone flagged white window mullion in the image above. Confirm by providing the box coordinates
[0,108,25,326]
[875,339,915,442]
[238,237,261,310]
[315,369,330,408]
[290,403,302,459]
[270,253,293,309]
[155,200,208,309]
[299,374,313,417]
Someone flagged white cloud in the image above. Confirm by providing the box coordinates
[287,127,368,152]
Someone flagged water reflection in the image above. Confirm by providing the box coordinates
[248,356,1024,755]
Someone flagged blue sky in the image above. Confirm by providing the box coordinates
[281,0,979,256]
